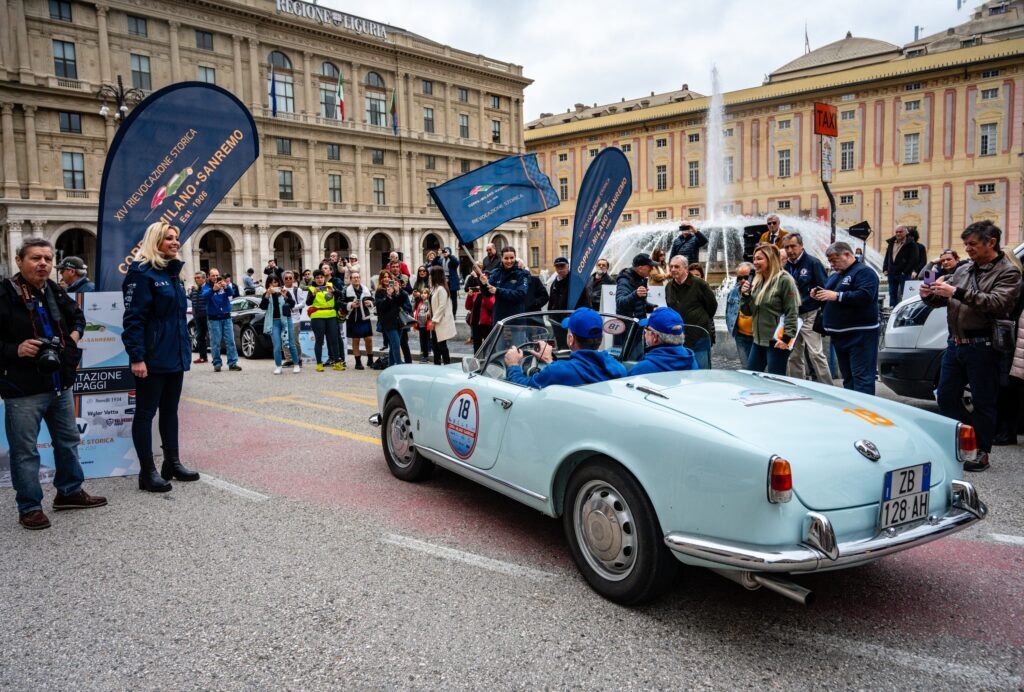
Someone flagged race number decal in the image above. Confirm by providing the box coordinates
[843,408,894,427]
[445,389,479,460]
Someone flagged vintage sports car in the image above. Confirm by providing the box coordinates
[369,311,987,606]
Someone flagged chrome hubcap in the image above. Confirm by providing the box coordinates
[387,409,415,468]
[574,479,636,581]
[241,329,255,356]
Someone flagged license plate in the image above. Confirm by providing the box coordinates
[879,463,931,530]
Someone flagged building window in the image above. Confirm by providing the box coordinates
[721,204,736,216]
[559,177,568,201]
[53,40,77,79]
[622,213,633,223]
[424,107,435,133]
[320,62,339,79]
[130,54,151,91]
[276,138,291,156]
[371,148,384,165]
[425,155,436,170]
[841,110,855,121]
[277,170,293,200]
[460,159,471,173]
[621,143,631,152]
[839,194,854,205]
[688,133,700,143]
[459,113,470,138]
[840,141,854,171]
[366,92,386,126]
[688,160,700,187]
[980,123,997,156]
[422,79,433,95]
[61,151,84,190]
[59,112,81,134]
[777,149,791,178]
[778,120,791,130]
[978,182,996,194]
[559,244,569,258]
[656,138,667,148]
[195,30,213,51]
[723,156,734,183]
[530,247,539,267]
[688,207,700,216]
[961,38,978,48]
[777,200,791,210]
[490,94,500,109]
[559,219,568,228]
[320,85,339,119]
[905,82,921,91]
[49,0,71,21]
[457,87,469,103]
[903,189,919,201]
[981,69,1000,78]
[426,185,436,206]
[558,152,568,162]
[530,220,539,229]
[373,178,385,205]
[492,120,501,143]
[198,66,216,84]
[905,100,920,111]
[656,165,667,191]
[906,49,925,58]
[656,210,668,220]
[723,127,733,137]
[127,15,148,37]
[981,88,999,100]
[589,148,598,157]
[327,174,342,203]
[903,133,920,164]
[840,93,856,102]
[326,143,340,160]
[273,74,295,114]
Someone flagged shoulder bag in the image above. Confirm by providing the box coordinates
[969,269,1015,353]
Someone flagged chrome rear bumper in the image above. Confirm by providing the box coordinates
[664,480,986,574]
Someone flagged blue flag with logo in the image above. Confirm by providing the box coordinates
[568,148,632,308]
[428,154,559,245]
[95,82,259,291]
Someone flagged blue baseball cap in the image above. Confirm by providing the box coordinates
[561,308,604,339]
[639,307,685,335]
[553,256,569,266]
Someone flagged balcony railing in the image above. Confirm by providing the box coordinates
[62,189,90,199]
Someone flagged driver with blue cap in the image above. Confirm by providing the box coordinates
[629,307,699,376]
[504,308,627,388]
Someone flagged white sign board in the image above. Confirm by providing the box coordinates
[820,135,835,183]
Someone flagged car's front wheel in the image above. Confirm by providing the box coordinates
[563,459,677,605]
[240,325,258,359]
[381,396,434,481]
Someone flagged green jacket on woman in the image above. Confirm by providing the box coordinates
[740,271,800,346]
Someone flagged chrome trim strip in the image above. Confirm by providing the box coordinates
[415,444,548,503]
[951,479,987,519]
[664,492,986,573]
[368,413,382,427]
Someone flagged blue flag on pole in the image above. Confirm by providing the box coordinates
[568,148,632,308]
[94,82,260,291]
[269,65,277,118]
[428,154,559,245]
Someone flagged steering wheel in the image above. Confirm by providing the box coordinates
[514,341,548,378]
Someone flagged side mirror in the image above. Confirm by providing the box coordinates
[462,357,480,374]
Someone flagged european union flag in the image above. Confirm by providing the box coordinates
[428,154,559,245]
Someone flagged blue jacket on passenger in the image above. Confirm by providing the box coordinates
[630,344,699,376]
[121,259,191,374]
[488,265,529,322]
[821,260,880,334]
[785,252,829,314]
[507,349,627,388]
[202,281,235,320]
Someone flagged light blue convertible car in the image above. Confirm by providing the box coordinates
[370,311,987,606]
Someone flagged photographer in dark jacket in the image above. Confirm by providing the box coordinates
[122,221,199,492]
[0,237,107,530]
[670,223,709,265]
[547,256,592,311]
[882,225,920,307]
[616,253,658,319]
[187,271,209,364]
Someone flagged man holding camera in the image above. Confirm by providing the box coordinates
[201,268,241,372]
[670,223,708,265]
[0,237,107,530]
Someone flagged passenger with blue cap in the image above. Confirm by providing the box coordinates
[504,308,627,388]
[630,307,699,376]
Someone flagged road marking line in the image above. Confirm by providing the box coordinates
[319,390,378,406]
[200,474,270,502]
[990,533,1024,546]
[382,533,555,581]
[271,398,362,415]
[183,396,380,445]
[779,629,1021,687]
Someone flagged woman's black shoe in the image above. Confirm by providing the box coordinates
[139,457,172,492]
[160,449,200,482]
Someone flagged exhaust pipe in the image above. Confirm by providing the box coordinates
[711,569,815,607]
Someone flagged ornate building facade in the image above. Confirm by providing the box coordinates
[524,1,1024,271]
[0,0,531,278]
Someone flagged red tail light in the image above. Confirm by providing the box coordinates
[957,424,977,463]
[768,457,793,503]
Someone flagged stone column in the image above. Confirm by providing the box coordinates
[169,21,181,82]
[22,105,41,198]
[443,82,452,138]
[248,38,261,111]
[350,62,361,124]
[231,36,244,100]
[407,151,417,209]
[307,137,317,207]
[0,0,9,78]
[258,224,271,266]
[356,226,368,262]
[477,90,486,142]
[353,145,363,206]
[242,225,254,273]
[302,51,313,118]
[405,72,414,136]
[104,115,115,147]
[1,103,19,198]
[12,0,31,84]
[397,149,407,209]
[6,219,23,270]
[96,4,111,85]
[513,98,521,151]
[305,225,318,271]
[231,247,244,279]
[253,135,266,206]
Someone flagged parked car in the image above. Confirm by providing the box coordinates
[187,295,273,359]
[370,310,987,606]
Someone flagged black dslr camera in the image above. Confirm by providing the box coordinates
[34,336,62,373]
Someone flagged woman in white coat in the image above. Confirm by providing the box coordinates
[429,265,455,364]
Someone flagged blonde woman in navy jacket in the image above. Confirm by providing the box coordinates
[122,221,199,493]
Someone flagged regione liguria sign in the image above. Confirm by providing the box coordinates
[814,102,838,184]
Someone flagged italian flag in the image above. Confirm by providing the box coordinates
[390,89,399,134]
[335,72,345,120]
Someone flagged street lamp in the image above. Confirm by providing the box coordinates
[96,75,145,126]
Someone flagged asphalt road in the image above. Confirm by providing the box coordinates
[1,358,1022,690]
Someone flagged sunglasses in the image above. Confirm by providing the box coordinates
[767,221,779,226]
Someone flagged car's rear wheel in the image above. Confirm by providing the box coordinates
[240,325,258,359]
[381,396,434,481]
[188,323,198,352]
[563,459,677,605]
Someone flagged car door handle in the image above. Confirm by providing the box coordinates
[493,397,513,409]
